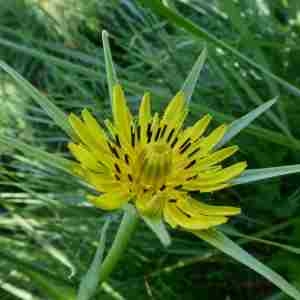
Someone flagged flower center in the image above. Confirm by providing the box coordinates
[137,142,173,189]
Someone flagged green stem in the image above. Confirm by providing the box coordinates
[98,204,139,283]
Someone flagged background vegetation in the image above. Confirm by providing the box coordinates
[1,0,300,299]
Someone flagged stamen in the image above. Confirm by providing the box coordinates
[171,137,178,148]
[147,123,152,143]
[108,143,120,159]
[187,175,198,181]
[128,174,133,182]
[115,174,120,181]
[167,128,175,142]
[169,199,177,203]
[137,125,141,141]
[184,160,196,169]
[178,207,191,218]
[124,154,130,165]
[155,127,161,141]
[180,138,191,149]
[179,142,191,154]
[174,184,183,189]
[160,124,167,138]
[188,147,201,158]
[131,126,135,147]
[115,135,121,148]
[160,184,166,191]
[114,163,121,173]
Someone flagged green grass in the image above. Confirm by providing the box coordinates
[1,0,300,299]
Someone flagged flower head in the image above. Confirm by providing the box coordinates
[68,85,247,231]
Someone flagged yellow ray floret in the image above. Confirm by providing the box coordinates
[68,85,247,231]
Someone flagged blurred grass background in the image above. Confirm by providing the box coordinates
[1,0,300,299]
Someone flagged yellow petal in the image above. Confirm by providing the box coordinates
[85,171,120,193]
[69,113,95,148]
[68,142,101,171]
[161,92,188,132]
[183,182,230,192]
[177,197,241,216]
[139,92,152,145]
[197,162,247,184]
[164,201,228,230]
[87,191,130,210]
[189,114,212,140]
[81,109,108,150]
[195,146,239,168]
[198,124,228,152]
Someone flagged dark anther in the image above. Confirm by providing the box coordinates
[180,138,191,149]
[184,160,196,169]
[137,125,141,141]
[115,135,121,148]
[179,208,191,218]
[155,127,161,141]
[128,174,133,182]
[174,184,183,189]
[160,184,166,191]
[114,163,121,173]
[170,137,178,148]
[187,175,198,181]
[108,143,120,159]
[124,154,130,165]
[147,123,152,143]
[160,124,167,138]
[179,142,192,154]
[131,126,135,147]
[169,199,177,203]
[167,128,175,142]
[188,147,200,158]
[115,174,121,181]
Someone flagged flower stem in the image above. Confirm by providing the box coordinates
[98,204,139,283]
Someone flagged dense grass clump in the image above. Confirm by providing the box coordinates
[1,1,300,299]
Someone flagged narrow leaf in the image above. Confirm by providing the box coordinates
[0,60,74,137]
[0,134,74,174]
[13,214,76,278]
[216,98,277,148]
[77,218,111,300]
[232,165,300,185]
[181,47,207,104]
[0,278,42,300]
[138,0,300,97]
[0,249,76,300]
[194,229,300,300]
[143,217,171,247]
[221,226,300,255]
[102,30,119,105]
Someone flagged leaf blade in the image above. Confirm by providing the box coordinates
[194,229,300,300]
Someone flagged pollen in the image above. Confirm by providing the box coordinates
[68,84,247,231]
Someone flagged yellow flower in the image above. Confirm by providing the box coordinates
[68,85,247,231]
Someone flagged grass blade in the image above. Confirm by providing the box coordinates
[138,0,300,97]
[102,30,119,105]
[181,47,207,104]
[0,60,74,137]
[0,134,74,173]
[77,218,111,300]
[194,229,300,300]
[217,98,277,148]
